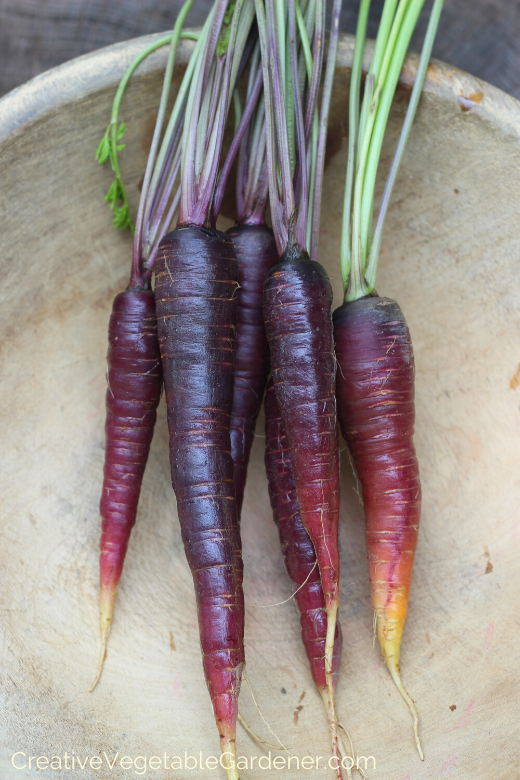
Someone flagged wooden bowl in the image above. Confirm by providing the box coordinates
[1,32,519,780]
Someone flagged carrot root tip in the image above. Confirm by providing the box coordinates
[89,635,108,693]
[220,735,240,780]
[386,658,423,760]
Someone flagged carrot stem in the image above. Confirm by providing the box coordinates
[365,0,444,290]
[131,0,195,286]
[339,0,370,290]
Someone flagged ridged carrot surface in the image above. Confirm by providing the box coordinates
[334,294,422,755]
[263,248,340,618]
[93,289,162,688]
[263,244,342,771]
[227,223,277,519]
[155,225,244,770]
[264,379,342,692]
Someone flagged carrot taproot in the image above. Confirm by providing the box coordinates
[155,225,243,777]
[227,223,276,518]
[334,296,421,754]
[153,1,256,775]
[90,288,162,690]
[263,238,341,752]
[334,0,444,758]
[255,0,345,770]
[264,378,343,694]
[90,3,198,690]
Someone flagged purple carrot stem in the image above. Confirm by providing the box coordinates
[147,184,181,271]
[310,0,342,262]
[213,66,263,219]
[303,0,325,141]
[254,0,286,254]
[265,0,295,227]
[147,118,184,235]
[145,146,182,257]
[202,0,232,88]
[245,158,269,224]
[191,0,245,227]
[289,0,308,248]
[205,57,225,154]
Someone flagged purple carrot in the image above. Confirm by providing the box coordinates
[154,2,255,775]
[264,379,343,693]
[227,223,277,518]
[155,226,243,774]
[91,287,162,691]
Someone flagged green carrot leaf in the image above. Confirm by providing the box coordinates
[104,178,124,206]
[96,128,111,165]
[112,204,134,233]
[217,2,236,55]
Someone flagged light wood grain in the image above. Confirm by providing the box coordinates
[1,33,520,780]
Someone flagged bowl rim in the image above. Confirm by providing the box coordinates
[1,29,520,147]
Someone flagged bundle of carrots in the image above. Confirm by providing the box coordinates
[90,0,443,776]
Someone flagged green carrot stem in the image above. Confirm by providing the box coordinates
[347,0,424,301]
[233,89,242,132]
[357,0,397,165]
[359,0,414,259]
[365,0,444,291]
[295,0,318,250]
[351,0,412,280]
[358,0,425,262]
[339,0,370,290]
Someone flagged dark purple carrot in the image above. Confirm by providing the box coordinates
[263,237,341,730]
[155,226,243,772]
[255,0,344,771]
[91,289,162,690]
[153,3,255,776]
[227,223,276,518]
[264,379,343,694]
[90,4,197,691]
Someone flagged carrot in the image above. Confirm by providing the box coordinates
[153,3,256,776]
[263,237,342,747]
[155,225,243,775]
[213,46,276,520]
[334,0,444,757]
[264,379,343,695]
[227,223,276,518]
[90,8,197,689]
[334,295,420,737]
[255,0,345,772]
[92,288,162,688]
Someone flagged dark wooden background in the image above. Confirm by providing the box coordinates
[0,0,519,99]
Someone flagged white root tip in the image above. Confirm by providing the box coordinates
[388,663,424,760]
[89,634,108,693]
[221,738,240,780]
[323,604,343,780]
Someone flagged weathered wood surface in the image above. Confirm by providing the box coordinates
[0,0,519,100]
[1,32,520,780]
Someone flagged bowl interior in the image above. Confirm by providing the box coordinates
[1,33,520,779]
